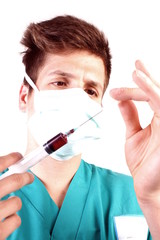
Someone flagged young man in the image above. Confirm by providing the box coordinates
[0,15,159,239]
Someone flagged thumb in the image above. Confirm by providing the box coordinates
[118,100,142,139]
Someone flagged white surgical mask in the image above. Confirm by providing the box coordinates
[25,73,103,160]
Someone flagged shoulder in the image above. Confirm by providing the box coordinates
[83,160,141,212]
[83,160,133,188]
[83,161,143,214]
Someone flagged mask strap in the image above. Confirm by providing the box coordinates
[24,71,39,92]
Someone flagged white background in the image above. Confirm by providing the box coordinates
[0,0,159,174]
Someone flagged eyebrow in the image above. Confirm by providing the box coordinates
[49,70,75,78]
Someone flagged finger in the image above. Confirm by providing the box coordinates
[0,172,34,199]
[0,214,21,239]
[0,197,22,221]
[109,87,149,102]
[133,70,160,114]
[135,60,160,88]
[118,100,142,139]
[0,152,23,173]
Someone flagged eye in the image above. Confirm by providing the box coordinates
[54,81,67,86]
[49,80,68,88]
[85,88,98,97]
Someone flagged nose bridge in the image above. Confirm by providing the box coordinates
[73,71,85,89]
[77,80,85,89]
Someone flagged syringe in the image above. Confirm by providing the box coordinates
[0,110,102,180]
[0,129,74,180]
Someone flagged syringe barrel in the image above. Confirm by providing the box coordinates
[43,133,68,154]
[0,133,68,180]
[0,146,48,180]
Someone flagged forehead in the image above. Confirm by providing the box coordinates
[38,51,106,86]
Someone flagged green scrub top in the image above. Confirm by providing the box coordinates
[5,160,151,239]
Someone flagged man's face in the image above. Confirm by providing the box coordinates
[20,50,106,115]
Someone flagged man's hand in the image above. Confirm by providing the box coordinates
[110,60,160,239]
[0,153,34,240]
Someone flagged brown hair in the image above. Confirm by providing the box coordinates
[21,15,112,93]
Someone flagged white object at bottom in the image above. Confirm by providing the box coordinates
[114,215,148,240]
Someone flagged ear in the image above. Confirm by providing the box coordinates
[19,84,29,112]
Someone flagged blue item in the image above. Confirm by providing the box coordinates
[6,160,152,239]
